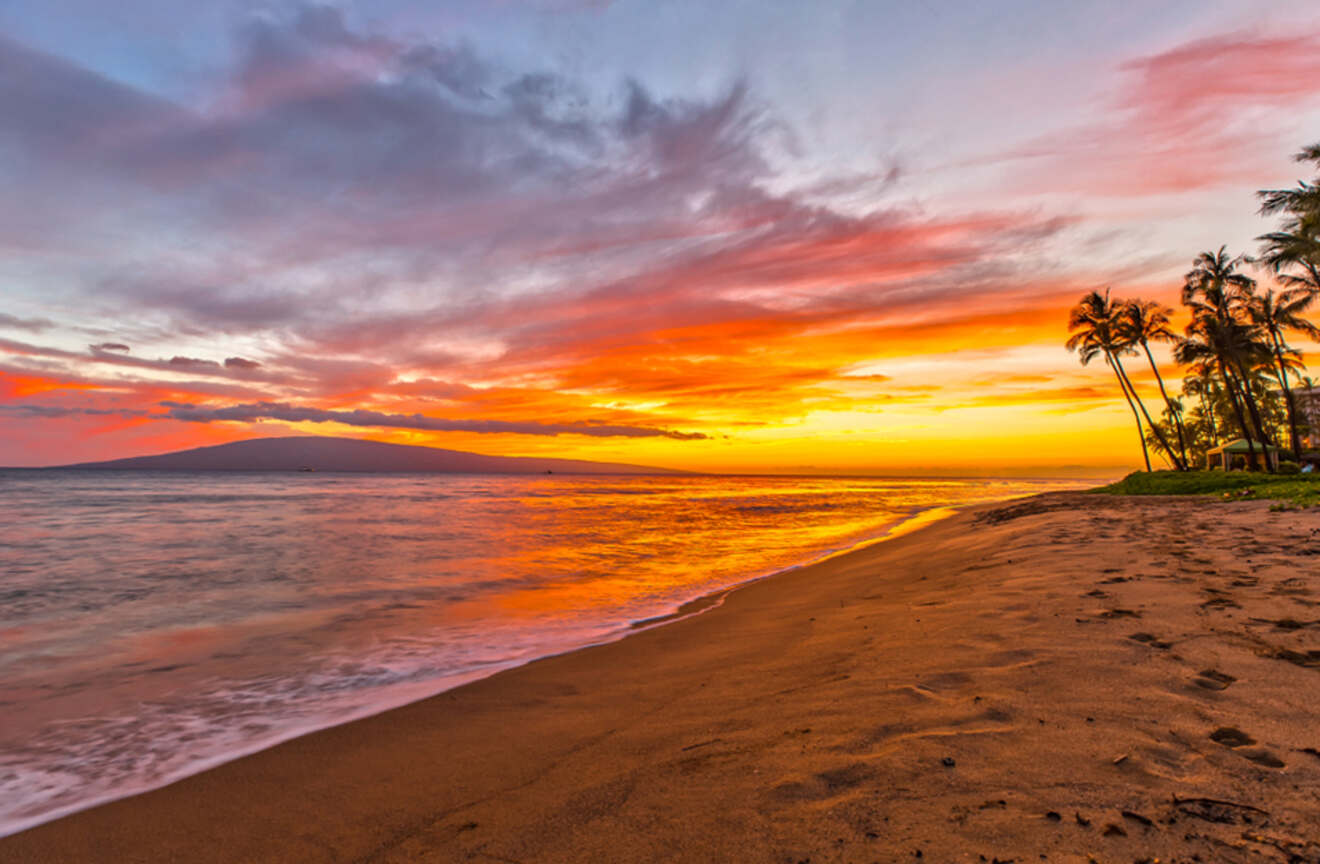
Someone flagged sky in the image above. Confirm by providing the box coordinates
[2,0,1320,474]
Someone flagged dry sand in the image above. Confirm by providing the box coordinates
[5,492,1320,863]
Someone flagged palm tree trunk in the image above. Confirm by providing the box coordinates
[1108,353,1151,471]
[1115,358,1181,469]
[1230,354,1276,455]
[1219,361,1261,471]
[1203,387,1219,448]
[1267,328,1304,458]
[1141,340,1190,470]
[1200,382,1217,444]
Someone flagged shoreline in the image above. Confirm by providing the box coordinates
[7,491,1320,861]
[629,504,962,632]
[0,500,975,840]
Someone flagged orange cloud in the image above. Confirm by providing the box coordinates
[0,371,98,398]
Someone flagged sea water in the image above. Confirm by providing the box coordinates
[0,471,1078,834]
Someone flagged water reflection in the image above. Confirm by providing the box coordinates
[0,471,1077,833]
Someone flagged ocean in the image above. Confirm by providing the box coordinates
[0,470,1078,835]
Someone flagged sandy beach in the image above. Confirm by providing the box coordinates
[6,491,1320,863]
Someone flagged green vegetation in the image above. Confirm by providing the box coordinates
[1066,142,1320,474]
[1097,470,1320,509]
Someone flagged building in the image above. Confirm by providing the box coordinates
[1205,438,1283,471]
[1294,386,1320,452]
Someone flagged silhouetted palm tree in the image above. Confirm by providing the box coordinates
[1257,227,1320,291]
[1067,289,1151,471]
[1062,144,1320,472]
[1258,143,1320,291]
[1259,145,1320,222]
[1181,248,1261,331]
[1183,366,1220,445]
[1122,300,1189,469]
[1249,288,1319,457]
[1176,320,1266,469]
[1182,248,1274,468]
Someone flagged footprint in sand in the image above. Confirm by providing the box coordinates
[1210,726,1255,747]
[1127,632,1172,649]
[1239,748,1286,768]
[1191,669,1236,691]
[1269,618,1316,630]
[1209,727,1286,768]
[1273,648,1320,668]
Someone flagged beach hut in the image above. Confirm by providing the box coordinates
[1204,438,1282,471]
[1294,385,1320,451]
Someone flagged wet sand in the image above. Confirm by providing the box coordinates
[6,492,1320,863]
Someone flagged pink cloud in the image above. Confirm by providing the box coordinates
[1125,32,1320,119]
[1010,31,1320,197]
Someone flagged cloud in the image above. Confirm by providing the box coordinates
[0,313,53,332]
[0,4,1205,466]
[2,5,999,356]
[159,400,709,439]
[90,342,131,352]
[167,355,220,369]
[0,33,190,252]
[1007,30,1320,197]
[1,5,791,349]
[0,339,305,397]
[1124,31,1320,120]
[0,403,148,419]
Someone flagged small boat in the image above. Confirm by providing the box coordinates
[298,466,316,472]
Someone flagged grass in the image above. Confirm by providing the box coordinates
[1096,470,1320,510]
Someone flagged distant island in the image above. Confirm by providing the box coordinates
[46,436,684,475]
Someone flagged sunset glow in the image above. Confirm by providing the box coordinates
[3,1,1320,472]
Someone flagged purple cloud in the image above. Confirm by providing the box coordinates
[159,400,708,440]
[167,355,220,369]
[3,337,307,390]
[3,5,786,342]
[0,313,53,332]
[0,404,147,419]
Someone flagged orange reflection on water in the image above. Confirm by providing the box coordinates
[1,471,1082,836]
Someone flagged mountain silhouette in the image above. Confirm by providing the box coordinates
[53,436,683,474]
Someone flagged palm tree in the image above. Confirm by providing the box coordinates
[1182,248,1275,468]
[1122,300,1189,469]
[1249,287,1319,457]
[1259,144,1320,231]
[1257,227,1320,291]
[1176,319,1266,470]
[1067,289,1151,471]
[1258,142,1320,292]
[1182,247,1256,313]
[1183,365,1220,445]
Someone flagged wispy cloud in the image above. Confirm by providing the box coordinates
[0,313,53,332]
[0,403,148,419]
[160,400,708,439]
[1008,30,1320,196]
